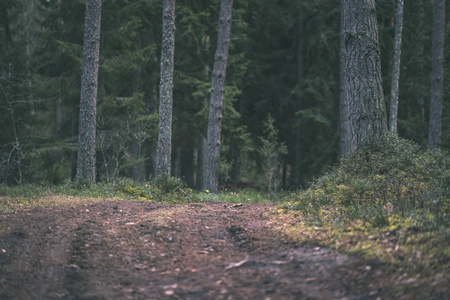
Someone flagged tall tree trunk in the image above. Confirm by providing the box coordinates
[294,10,304,186]
[203,0,233,193]
[155,0,176,178]
[196,132,206,190]
[428,0,445,148]
[389,0,404,133]
[343,0,387,153]
[56,91,64,135]
[196,42,211,190]
[131,142,146,182]
[417,0,426,133]
[76,0,102,183]
[339,0,352,155]
[131,51,146,182]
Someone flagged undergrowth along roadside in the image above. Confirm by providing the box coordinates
[280,133,450,274]
[0,177,274,214]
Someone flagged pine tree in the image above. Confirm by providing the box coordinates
[340,0,351,155]
[203,0,233,193]
[76,0,102,183]
[389,0,404,133]
[428,0,445,148]
[343,0,387,152]
[155,0,176,179]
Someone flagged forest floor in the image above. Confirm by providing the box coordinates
[0,199,448,300]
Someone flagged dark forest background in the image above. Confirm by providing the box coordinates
[0,0,449,190]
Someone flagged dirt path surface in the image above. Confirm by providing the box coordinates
[0,201,445,299]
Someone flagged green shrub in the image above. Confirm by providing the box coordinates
[279,134,450,273]
[282,133,450,227]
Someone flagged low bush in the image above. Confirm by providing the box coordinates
[280,134,450,272]
[283,134,450,226]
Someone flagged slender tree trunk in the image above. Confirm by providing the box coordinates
[196,132,206,190]
[76,0,102,183]
[428,0,445,148]
[203,0,233,193]
[343,0,387,153]
[196,44,210,190]
[294,10,304,185]
[155,0,176,178]
[145,55,159,179]
[389,0,404,133]
[339,0,352,155]
[56,92,64,134]
[131,53,146,182]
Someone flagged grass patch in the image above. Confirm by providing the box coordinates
[0,177,275,213]
[199,189,276,203]
[280,134,450,273]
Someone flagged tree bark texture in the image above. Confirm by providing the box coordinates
[428,0,445,148]
[76,0,101,182]
[343,0,387,153]
[339,0,352,155]
[204,0,233,193]
[155,0,176,178]
[389,0,404,133]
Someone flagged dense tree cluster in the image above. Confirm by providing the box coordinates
[0,0,448,190]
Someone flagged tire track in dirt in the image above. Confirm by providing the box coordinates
[0,206,86,299]
[0,200,442,299]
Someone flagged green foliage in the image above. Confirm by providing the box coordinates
[280,134,450,272]
[258,114,287,199]
[0,183,48,200]
[0,179,275,214]
[1,0,449,192]
[98,177,199,204]
[283,134,450,223]
[154,176,187,193]
[296,108,331,125]
[97,93,158,182]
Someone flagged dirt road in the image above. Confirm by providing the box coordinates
[0,200,446,299]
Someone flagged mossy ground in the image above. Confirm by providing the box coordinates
[280,134,450,281]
